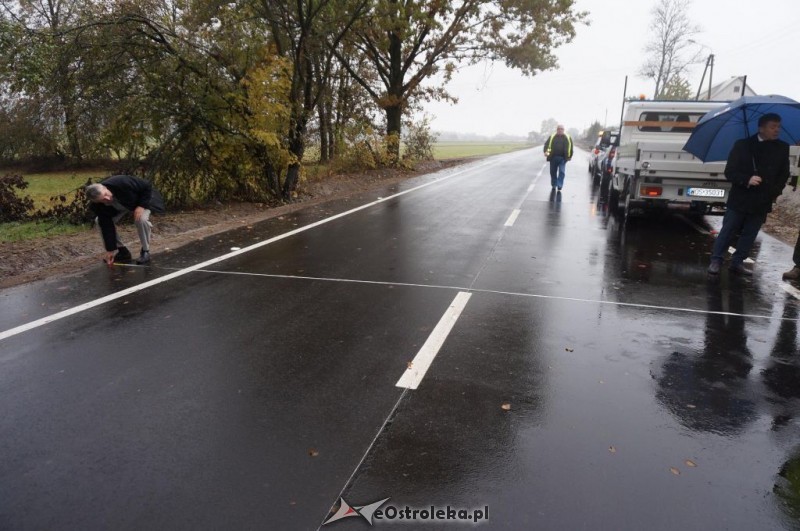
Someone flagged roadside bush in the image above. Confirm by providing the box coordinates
[403,118,437,162]
[0,174,35,222]
[331,124,383,172]
[34,182,92,225]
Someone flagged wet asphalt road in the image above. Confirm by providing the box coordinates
[2,148,800,530]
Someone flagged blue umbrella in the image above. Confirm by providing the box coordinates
[683,94,800,162]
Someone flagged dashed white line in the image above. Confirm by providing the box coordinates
[396,291,472,390]
[504,209,521,227]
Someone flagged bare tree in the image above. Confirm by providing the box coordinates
[640,0,700,99]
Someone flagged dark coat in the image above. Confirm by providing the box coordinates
[90,175,165,251]
[724,135,790,214]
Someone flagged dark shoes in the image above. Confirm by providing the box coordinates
[136,250,151,265]
[729,262,753,276]
[783,266,800,280]
[113,247,132,263]
[708,260,754,276]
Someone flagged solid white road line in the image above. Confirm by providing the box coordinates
[396,291,472,390]
[504,209,521,227]
[0,158,504,343]
[781,283,800,300]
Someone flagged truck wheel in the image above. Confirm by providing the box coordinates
[609,184,620,209]
[600,173,611,191]
[616,180,630,215]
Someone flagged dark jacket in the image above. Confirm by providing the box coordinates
[90,175,165,251]
[544,133,573,160]
[724,135,790,214]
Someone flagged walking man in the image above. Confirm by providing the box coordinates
[544,125,573,191]
[86,175,165,265]
[707,113,790,276]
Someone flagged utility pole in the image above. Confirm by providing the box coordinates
[696,54,715,100]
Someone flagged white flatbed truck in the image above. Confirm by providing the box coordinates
[609,100,800,217]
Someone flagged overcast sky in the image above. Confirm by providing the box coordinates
[423,0,800,137]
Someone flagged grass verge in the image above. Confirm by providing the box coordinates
[1,220,89,243]
[433,142,530,160]
[19,170,108,210]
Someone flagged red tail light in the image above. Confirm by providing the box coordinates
[641,186,662,197]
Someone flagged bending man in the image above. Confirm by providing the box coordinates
[86,175,165,265]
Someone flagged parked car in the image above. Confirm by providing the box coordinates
[589,130,618,183]
[596,131,619,186]
[588,137,604,177]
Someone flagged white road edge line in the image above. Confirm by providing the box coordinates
[395,291,472,390]
[0,158,504,342]
[782,283,800,300]
[504,209,521,227]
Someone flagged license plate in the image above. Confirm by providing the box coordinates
[687,187,725,198]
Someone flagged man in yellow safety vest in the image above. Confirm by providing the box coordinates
[543,125,573,191]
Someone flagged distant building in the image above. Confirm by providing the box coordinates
[697,76,757,101]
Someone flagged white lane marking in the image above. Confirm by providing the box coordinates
[0,158,504,343]
[782,283,800,300]
[396,291,472,390]
[173,269,797,322]
[504,209,521,227]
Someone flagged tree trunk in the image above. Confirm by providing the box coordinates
[282,118,306,199]
[56,56,82,162]
[385,104,402,162]
[318,104,330,162]
[384,21,403,162]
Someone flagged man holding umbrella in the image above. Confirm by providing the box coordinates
[707,113,790,276]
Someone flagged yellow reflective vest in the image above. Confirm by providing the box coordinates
[544,133,573,159]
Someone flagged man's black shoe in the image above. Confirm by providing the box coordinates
[707,260,721,275]
[136,250,151,265]
[783,266,800,280]
[114,247,132,263]
[729,263,753,276]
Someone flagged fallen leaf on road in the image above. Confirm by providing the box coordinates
[670,467,680,476]
[686,404,696,409]
[501,403,511,411]
[685,460,697,468]
[565,348,574,352]
[308,449,319,457]
[407,361,413,369]
[609,446,616,453]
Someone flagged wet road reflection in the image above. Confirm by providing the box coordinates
[655,286,757,436]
